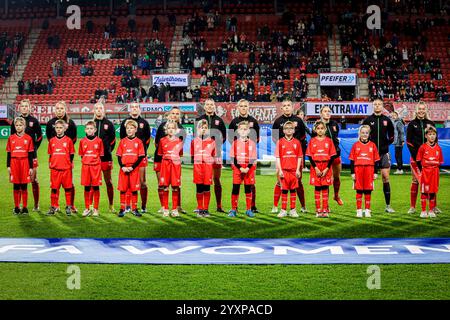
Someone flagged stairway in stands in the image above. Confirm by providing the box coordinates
[167,25,184,73]
[329,26,343,72]
[1,28,41,105]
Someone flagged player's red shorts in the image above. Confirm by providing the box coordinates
[118,168,140,192]
[9,158,31,184]
[159,159,182,187]
[138,155,148,168]
[153,161,161,172]
[101,161,113,171]
[332,156,342,166]
[232,165,256,185]
[32,158,38,169]
[309,161,333,187]
[50,169,73,189]
[420,167,440,194]
[280,170,299,190]
[81,164,103,186]
[193,163,213,185]
[410,157,420,181]
[353,165,375,191]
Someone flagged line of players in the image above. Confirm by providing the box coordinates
[6,98,443,218]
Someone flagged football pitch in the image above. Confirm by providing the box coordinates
[0,140,449,300]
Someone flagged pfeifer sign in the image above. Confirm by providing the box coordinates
[320,73,357,86]
[306,102,373,116]
[151,74,190,87]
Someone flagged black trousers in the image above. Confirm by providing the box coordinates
[395,146,403,170]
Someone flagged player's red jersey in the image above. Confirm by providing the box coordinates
[116,136,145,166]
[191,137,216,164]
[191,137,216,185]
[48,135,75,170]
[79,136,104,165]
[275,137,302,171]
[349,140,380,166]
[230,138,257,168]
[417,143,444,168]
[7,133,34,158]
[306,136,336,162]
[417,143,443,194]
[158,136,184,163]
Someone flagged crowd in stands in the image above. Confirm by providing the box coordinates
[1,32,25,78]
[17,75,55,95]
[338,13,448,102]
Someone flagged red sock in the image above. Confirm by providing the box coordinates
[120,192,126,210]
[322,188,329,212]
[106,183,114,206]
[245,192,252,210]
[297,181,305,207]
[314,190,321,212]
[131,192,138,210]
[251,185,256,207]
[290,191,296,209]
[140,186,148,209]
[410,183,418,208]
[84,190,91,209]
[364,193,371,210]
[196,192,204,210]
[421,193,428,211]
[126,190,131,207]
[93,189,100,209]
[429,193,436,211]
[172,188,179,210]
[333,178,341,198]
[273,183,282,207]
[214,184,222,208]
[13,190,20,207]
[204,191,211,211]
[231,194,238,210]
[356,192,363,209]
[32,182,39,208]
[281,192,288,210]
[71,186,75,208]
[158,187,164,207]
[163,189,169,210]
[22,188,28,208]
[65,189,72,207]
[51,190,58,208]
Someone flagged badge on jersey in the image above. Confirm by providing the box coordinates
[29,122,34,127]
[135,143,138,148]
[383,120,388,126]
[139,123,144,129]
[293,121,298,127]
[215,120,220,126]
[249,122,254,127]
[104,124,109,130]
[333,126,337,132]
[63,143,67,147]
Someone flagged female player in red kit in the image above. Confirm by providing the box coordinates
[79,121,104,217]
[349,125,380,218]
[228,121,257,218]
[191,119,216,217]
[116,119,145,218]
[275,121,303,218]
[416,126,444,218]
[7,117,34,214]
[47,119,75,216]
[306,120,337,217]
[158,121,184,217]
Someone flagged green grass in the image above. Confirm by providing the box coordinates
[0,140,449,300]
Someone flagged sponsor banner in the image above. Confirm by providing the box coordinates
[140,103,196,113]
[213,102,302,125]
[0,238,450,264]
[151,73,190,87]
[319,73,357,86]
[387,101,450,122]
[0,105,7,119]
[306,102,373,116]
